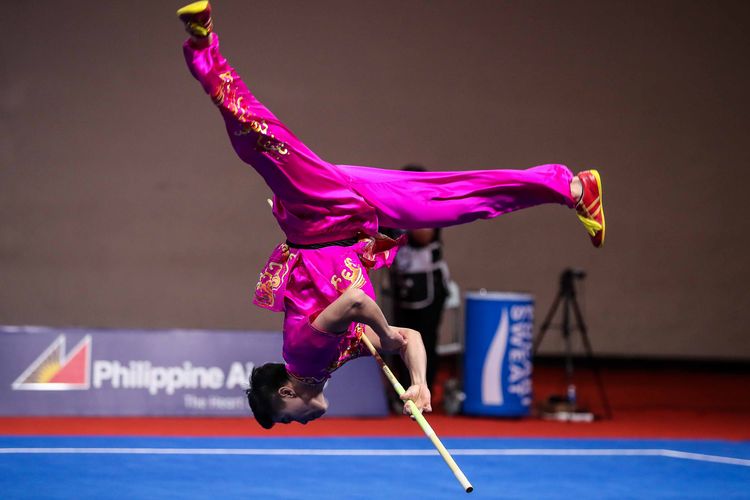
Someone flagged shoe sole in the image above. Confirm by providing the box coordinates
[591,169,605,247]
[177,1,209,17]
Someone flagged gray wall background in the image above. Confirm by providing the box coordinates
[1,1,748,359]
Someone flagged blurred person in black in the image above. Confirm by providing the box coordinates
[383,165,451,409]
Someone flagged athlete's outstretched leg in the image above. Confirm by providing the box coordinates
[178,2,605,247]
[339,163,605,247]
[178,2,346,196]
[180,3,298,165]
[178,1,378,244]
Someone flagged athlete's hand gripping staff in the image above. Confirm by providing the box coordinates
[359,334,474,493]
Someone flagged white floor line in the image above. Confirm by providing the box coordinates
[0,447,748,466]
[658,449,750,467]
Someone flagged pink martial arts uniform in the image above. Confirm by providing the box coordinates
[184,35,575,382]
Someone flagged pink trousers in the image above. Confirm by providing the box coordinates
[184,34,579,377]
[184,35,575,246]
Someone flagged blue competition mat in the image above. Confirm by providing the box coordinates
[1,437,749,499]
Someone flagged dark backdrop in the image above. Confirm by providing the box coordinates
[1,1,748,359]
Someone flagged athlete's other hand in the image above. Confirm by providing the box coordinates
[401,383,432,417]
[380,327,408,352]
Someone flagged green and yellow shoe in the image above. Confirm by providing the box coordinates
[575,170,606,248]
[177,1,213,38]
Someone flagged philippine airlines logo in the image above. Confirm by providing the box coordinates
[12,335,92,390]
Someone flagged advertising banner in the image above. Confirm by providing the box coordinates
[462,292,534,416]
[0,326,387,417]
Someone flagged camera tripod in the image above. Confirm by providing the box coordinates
[533,268,612,419]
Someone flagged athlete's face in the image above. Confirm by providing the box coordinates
[274,388,328,425]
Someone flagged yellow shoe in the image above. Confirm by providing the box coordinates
[177,1,213,38]
[575,170,605,248]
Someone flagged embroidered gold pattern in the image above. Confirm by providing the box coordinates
[331,257,366,292]
[327,323,366,373]
[212,71,289,160]
[254,246,295,309]
[256,133,289,158]
[287,370,328,385]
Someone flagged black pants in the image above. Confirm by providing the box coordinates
[389,271,447,393]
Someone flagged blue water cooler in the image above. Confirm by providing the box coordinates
[462,291,534,416]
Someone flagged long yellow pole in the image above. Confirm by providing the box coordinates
[359,333,474,493]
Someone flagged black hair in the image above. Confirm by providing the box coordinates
[402,163,426,172]
[245,362,289,429]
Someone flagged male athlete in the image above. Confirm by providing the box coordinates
[177,2,606,428]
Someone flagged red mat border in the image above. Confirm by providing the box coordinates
[2,410,748,440]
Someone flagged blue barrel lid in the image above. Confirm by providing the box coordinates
[465,290,534,301]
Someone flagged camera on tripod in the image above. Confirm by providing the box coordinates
[566,269,586,279]
[533,268,612,421]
